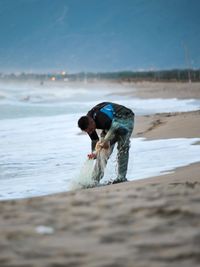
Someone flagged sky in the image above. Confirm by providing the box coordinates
[0,0,200,73]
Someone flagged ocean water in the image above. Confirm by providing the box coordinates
[0,81,200,200]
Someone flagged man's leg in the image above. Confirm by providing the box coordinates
[115,117,134,183]
[116,135,130,182]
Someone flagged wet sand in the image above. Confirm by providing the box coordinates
[0,82,200,267]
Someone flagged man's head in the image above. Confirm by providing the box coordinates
[78,116,96,134]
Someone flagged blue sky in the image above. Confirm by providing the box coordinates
[0,0,200,73]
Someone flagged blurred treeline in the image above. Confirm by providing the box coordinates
[1,69,200,82]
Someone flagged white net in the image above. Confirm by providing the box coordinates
[70,148,111,190]
[70,158,95,189]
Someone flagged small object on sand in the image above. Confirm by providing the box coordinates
[35,225,54,235]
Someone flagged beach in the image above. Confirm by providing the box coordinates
[0,82,200,267]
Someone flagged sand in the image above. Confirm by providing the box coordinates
[0,82,200,267]
[119,81,200,99]
[135,110,200,140]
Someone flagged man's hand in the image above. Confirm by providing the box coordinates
[87,153,96,160]
[95,141,110,151]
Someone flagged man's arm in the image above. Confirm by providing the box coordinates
[88,131,99,152]
[86,131,99,159]
[104,123,128,144]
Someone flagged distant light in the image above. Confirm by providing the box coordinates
[61,71,66,75]
[51,77,56,81]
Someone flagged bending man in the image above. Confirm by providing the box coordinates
[78,102,134,184]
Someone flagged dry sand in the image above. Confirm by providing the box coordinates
[135,110,200,140]
[119,81,200,99]
[0,82,200,267]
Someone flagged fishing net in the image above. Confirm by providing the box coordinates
[70,148,110,189]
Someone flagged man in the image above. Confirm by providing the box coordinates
[78,102,134,185]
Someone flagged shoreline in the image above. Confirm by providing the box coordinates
[0,81,200,266]
[0,166,200,267]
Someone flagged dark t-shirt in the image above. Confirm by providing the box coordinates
[87,102,134,150]
[87,104,112,146]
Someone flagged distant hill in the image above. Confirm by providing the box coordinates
[0,0,200,72]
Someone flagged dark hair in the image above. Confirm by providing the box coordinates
[78,116,89,130]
